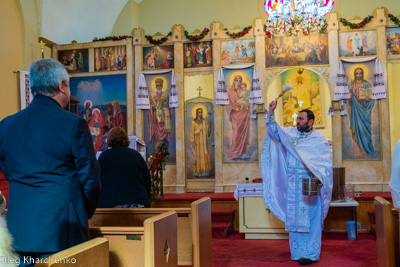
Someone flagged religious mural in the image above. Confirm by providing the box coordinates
[222,68,258,162]
[280,69,323,128]
[341,61,381,160]
[185,98,215,179]
[94,46,127,71]
[386,27,400,58]
[70,74,127,153]
[143,73,176,163]
[142,45,174,70]
[184,41,212,68]
[221,39,255,65]
[58,49,89,73]
[338,30,377,57]
[265,33,329,68]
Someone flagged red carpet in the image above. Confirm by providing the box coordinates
[158,192,235,201]
[158,191,392,202]
[210,231,377,267]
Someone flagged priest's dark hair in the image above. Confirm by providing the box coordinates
[107,127,130,147]
[299,109,315,122]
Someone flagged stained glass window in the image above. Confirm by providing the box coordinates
[264,0,334,19]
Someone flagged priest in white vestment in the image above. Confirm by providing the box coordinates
[261,100,333,265]
[389,140,400,210]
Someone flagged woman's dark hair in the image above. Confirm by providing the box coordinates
[107,127,130,147]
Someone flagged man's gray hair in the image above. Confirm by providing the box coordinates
[29,58,69,96]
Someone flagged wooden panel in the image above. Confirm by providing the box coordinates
[90,227,145,267]
[374,196,395,267]
[144,211,177,267]
[90,207,193,265]
[153,199,240,230]
[392,209,399,267]
[35,237,109,267]
[239,197,287,239]
[191,197,212,267]
[90,211,178,267]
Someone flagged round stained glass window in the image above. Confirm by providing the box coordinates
[264,0,334,19]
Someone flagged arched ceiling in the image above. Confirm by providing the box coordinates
[39,0,129,44]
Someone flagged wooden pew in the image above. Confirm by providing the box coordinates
[35,237,109,267]
[374,196,395,267]
[89,197,212,267]
[392,208,400,267]
[90,210,177,267]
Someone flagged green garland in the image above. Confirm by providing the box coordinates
[224,26,252,39]
[145,32,172,46]
[388,13,400,27]
[264,25,273,37]
[339,15,373,29]
[92,35,132,42]
[184,28,210,41]
[318,19,328,33]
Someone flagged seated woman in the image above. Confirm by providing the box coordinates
[97,127,151,208]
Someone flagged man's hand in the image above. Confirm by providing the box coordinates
[268,100,277,115]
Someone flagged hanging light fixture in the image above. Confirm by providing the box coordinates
[264,0,334,36]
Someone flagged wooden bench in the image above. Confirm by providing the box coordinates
[35,237,109,267]
[392,207,400,267]
[374,196,395,267]
[89,197,212,267]
[90,210,177,267]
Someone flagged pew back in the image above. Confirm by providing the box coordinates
[90,210,177,267]
[191,197,212,267]
[35,237,109,267]
[374,196,395,267]
[392,208,400,267]
[90,197,211,267]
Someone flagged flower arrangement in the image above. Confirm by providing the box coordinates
[264,25,273,37]
[92,35,131,42]
[145,32,173,46]
[264,19,327,37]
[388,13,400,27]
[184,28,210,41]
[224,26,252,39]
[339,15,373,29]
[319,19,328,33]
[148,147,169,173]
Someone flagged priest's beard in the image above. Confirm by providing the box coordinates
[297,122,312,132]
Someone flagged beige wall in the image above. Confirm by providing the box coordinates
[0,0,41,120]
[389,63,400,154]
[0,1,23,120]
[112,0,140,37]
[138,0,260,35]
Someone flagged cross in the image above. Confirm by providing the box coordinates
[298,99,304,107]
[197,86,203,97]
[292,112,298,126]
[38,40,46,59]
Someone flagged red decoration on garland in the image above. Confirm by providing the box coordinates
[93,35,131,42]
[388,13,400,27]
[224,26,252,39]
[184,28,210,41]
[339,15,373,29]
[145,32,173,46]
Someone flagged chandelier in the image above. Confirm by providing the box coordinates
[264,0,334,36]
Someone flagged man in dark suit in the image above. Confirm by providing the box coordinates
[0,58,101,266]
